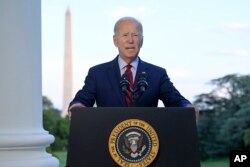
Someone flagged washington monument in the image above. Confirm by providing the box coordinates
[62,8,73,117]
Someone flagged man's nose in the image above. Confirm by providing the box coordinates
[127,35,134,43]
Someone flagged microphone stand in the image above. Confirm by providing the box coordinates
[131,89,139,107]
[131,72,148,106]
[120,72,148,107]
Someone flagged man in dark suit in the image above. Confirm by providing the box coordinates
[68,16,198,119]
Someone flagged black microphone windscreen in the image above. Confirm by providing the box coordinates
[137,71,148,93]
[120,73,130,93]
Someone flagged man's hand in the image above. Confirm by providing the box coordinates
[68,103,85,120]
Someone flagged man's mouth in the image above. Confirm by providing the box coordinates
[125,47,135,50]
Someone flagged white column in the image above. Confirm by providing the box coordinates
[0,1,59,167]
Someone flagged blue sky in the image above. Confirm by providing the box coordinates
[42,0,250,109]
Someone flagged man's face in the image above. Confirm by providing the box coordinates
[113,20,143,63]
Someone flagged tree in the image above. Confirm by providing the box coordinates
[43,96,70,151]
[194,74,250,159]
[243,129,250,148]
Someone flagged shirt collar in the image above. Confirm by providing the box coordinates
[118,56,139,70]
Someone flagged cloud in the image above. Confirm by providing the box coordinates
[217,49,250,57]
[167,68,193,79]
[110,5,150,18]
[213,22,250,35]
[224,23,250,30]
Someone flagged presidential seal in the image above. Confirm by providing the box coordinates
[108,119,159,167]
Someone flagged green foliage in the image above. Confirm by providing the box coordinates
[243,129,250,147]
[54,151,68,167]
[43,96,70,151]
[194,74,250,159]
[201,158,229,167]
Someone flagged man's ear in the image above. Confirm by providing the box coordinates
[113,35,118,47]
[140,36,144,48]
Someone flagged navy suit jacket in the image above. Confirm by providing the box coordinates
[70,56,191,107]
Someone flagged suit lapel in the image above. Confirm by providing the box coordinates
[107,56,126,106]
[134,58,149,88]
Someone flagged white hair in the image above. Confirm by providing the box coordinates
[113,17,143,36]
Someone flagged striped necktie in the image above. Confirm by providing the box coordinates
[125,64,133,106]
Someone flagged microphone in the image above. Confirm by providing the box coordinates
[137,71,148,93]
[120,73,130,93]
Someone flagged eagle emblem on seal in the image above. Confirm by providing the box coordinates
[123,131,146,158]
